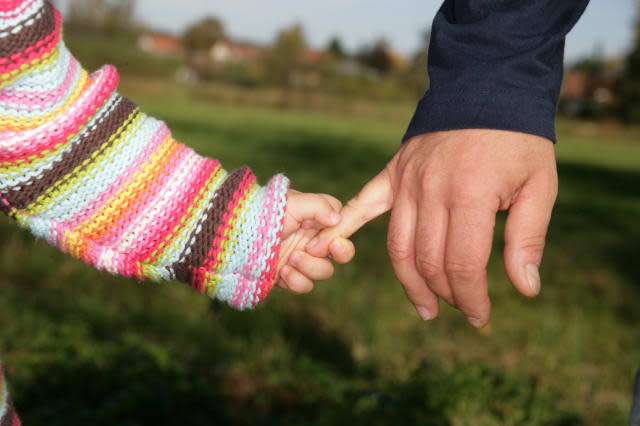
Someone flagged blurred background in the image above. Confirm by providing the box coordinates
[1,0,639,424]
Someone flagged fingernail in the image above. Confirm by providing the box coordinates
[525,263,541,295]
[416,306,432,321]
[306,238,319,250]
[467,316,484,328]
[330,212,341,225]
[290,251,301,266]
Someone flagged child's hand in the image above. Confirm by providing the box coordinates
[276,190,355,294]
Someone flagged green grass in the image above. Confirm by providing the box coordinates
[1,80,639,425]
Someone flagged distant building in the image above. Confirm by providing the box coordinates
[388,51,407,69]
[559,58,623,118]
[209,40,261,65]
[304,48,326,64]
[333,58,366,76]
[562,69,588,99]
[138,33,183,57]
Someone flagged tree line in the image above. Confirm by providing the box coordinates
[58,0,640,122]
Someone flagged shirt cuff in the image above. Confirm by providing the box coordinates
[403,84,559,143]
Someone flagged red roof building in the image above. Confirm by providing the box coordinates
[138,33,183,57]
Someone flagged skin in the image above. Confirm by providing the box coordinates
[276,189,355,294]
[306,129,558,328]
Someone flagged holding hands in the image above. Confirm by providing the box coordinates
[276,190,355,294]
[300,129,558,329]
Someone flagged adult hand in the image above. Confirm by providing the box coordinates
[306,129,558,328]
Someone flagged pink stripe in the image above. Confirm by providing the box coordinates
[230,175,282,308]
[0,5,58,68]
[0,54,76,108]
[93,143,189,250]
[131,155,220,263]
[61,123,170,229]
[0,0,31,13]
[0,0,34,18]
[258,199,287,303]
[0,64,119,162]
[82,145,189,272]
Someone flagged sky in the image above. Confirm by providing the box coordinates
[56,0,636,63]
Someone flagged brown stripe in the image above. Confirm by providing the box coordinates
[4,97,137,210]
[172,167,250,284]
[0,2,55,62]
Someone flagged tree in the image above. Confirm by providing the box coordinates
[66,0,136,36]
[327,36,346,59]
[265,24,307,89]
[404,27,431,96]
[618,1,640,122]
[183,17,226,52]
[356,38,394,75]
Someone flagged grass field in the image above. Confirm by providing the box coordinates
[1,78,639,425]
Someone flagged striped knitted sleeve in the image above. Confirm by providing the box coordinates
[0,0,289,310]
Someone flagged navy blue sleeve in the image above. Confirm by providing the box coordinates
[404,0,590,143]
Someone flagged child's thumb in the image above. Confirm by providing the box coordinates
[306,168,394,257]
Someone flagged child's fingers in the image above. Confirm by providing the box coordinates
[279,265,315,294]
[288,191,342,228]
[306,168,393,257]
[321,194,343,212]
[329,238,356,264]
[289,250,334,280]
[300,194,344,230]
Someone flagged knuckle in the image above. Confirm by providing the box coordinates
[449,176,490,206]
[445,258,484,283]
[417,167,432,188]
[398,162,419,187]
[518,234,547,257]
[416,256,443,281]
[387,235,413,261]
[418,170,441,198]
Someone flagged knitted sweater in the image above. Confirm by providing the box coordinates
[0,0,290,310]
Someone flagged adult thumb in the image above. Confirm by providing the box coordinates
[503,173,557,298]
[306,167,394,257]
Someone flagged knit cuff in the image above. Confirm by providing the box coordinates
[191,173,290,310]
